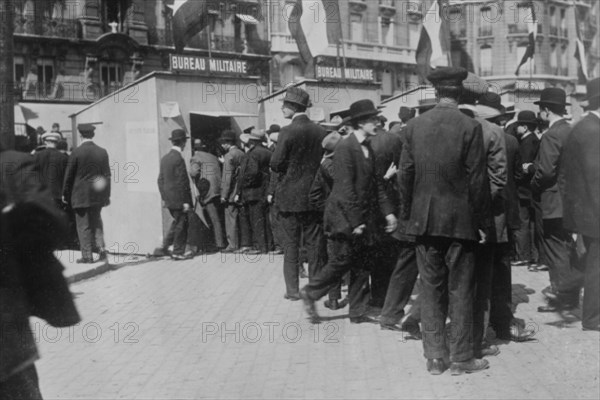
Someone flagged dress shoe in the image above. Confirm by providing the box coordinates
[171,253,189,261]
[221,247,237,254]
[271,248,284,255]
[244,249,262,255]
[152,247,170,257]
[582,325,600,331]
[284,293,301,301]
[236,246,253,254]
[349,315,379,324]
[496,324,535,342]
[511,260,529,267]
[400,317,422,340]
[380,322,404,332]
[324,299,343,310]
[299,288,320,323]
[76,257,94,264]
[449,358,489,376]
[477,344,500,358]
[537,302,577,313]
[426,358,447,375]
[534,263,549,271]
[98,251,108,261]
[542,285,559,300]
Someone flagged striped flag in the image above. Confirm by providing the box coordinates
[167,0,210,53]
[515,2,537,76]
[573,0,589,81]
[287,0,343,65]
[416,0,452,80]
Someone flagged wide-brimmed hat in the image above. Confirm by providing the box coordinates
[240,130,266,143]
[243,125,255,134]
[462,72,489,95]
[322,131,342,153]
[77,123,96,134]
[585,77,600,102]
[427,67,469,87]
[320,115,344,131]
[534,88,570,106]
[280,87,312,108]
[220,130,237,143]
[266,124,280,134]
[516,110,538,125]
[168,129,189,141]
[41,132,61,142]
[348,99,381,122]
[476,92,504,119]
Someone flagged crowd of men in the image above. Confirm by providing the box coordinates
[153,67,598,376]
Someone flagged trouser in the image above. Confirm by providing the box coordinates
[380,241,419,325]
[533,200,544,264]
[489,242,514,335]
[540,218,583,302]
[514,199,537,262]
[304,237,372,318]
[239,203,252,248]
[204,199,226,249]
[269,202,282,249]
[74,206,105,259]
[163,208,188,255]
[279,211,323,297]
[416,237,476,363]
[369,239,398,308]
[224,203,240,249]
[246,200,268,252]
[582,237,600,330]
[0,365,42,400]
[325,233,342,301]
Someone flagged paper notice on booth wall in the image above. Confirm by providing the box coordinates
[126,121,159,193]
[308,107,325,123]
[160,102,182,119]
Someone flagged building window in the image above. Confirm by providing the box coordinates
[103,0,130,33]
[560,9,567,37]
[479,7,493,36]
[560,46,568,75]
[100,62,122,94]
[480,46,492,76]
[380,18,395,46]
[14,56,25,85]
[516,45,534,76]
[449,9,466,38]
[350,13,363,42]
[37,58,55,97]
[408,23,420,49]
[550,45,558,74]
[549,6,558,36]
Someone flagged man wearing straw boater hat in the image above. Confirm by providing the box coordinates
[398,67,492,376]
[271,87,327,301]
[528,88,584,313]
[561,77,600,331]
[300,99,397,324]
[35,131,68,211]
[63,123,111,264]
[157,129,193,260]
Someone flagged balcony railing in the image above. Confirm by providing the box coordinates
[508,24,528,34]
[14,16,79,39]
[151,29,269,55]
[478,27,493,37]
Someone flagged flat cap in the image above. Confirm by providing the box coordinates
[427,67,468,87]
[77,123,96,133]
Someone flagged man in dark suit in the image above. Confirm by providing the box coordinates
[529,88,584,312]
[399,67,491,376]
[561,78,600,331]
[300,99,398,324]
[157,129,193,260]
[266,126,284,254]
[271,87,326,300]
[63,124,111,264]
[220,130,244,252]
[513,111,540,266]
[34,132,68,208]
[235,130,272,254]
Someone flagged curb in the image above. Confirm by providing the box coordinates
[66,254,153,284]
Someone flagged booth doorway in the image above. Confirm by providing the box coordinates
[189,111,258,155]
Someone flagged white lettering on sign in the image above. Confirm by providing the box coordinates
[315,66,375,82]
[170,54,247,75]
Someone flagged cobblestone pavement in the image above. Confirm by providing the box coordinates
[35,252,599,399]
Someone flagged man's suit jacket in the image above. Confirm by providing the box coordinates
[35,147,68,201]
[309,156,334,213]
[221,146,244,203]
[560,113,600,239]
[63,141,111,209]
[323,133,394,244]
[238,144,272,202]
[270,114,326,212]
[530,119,571,220]
[190,150,222,205]
[516,132,540,201]
[504,133,523,231]
[399,103,491,242]
[158,149,192,210]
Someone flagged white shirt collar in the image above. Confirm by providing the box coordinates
[171,146,183,154]
[353,130,367,144]
[292,112,307,121]
[590,110,600,119]
[521,130,532,140]
[80,138,93,144]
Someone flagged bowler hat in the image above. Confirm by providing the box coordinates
[348,99,381,122]
[534,88,570,106]
[36,126,46,134]
[280,87,312,108]
[266,124,280,134]
[220,130,237,143]
[427,67,469,87]
[398,106,415,120]
[585,77,600,102]
[517,110,538,125]
[243,126,255,134]
[41,132,61,142]
[77,123,96,133]
[168,129,189,141]
[322,131,342,153]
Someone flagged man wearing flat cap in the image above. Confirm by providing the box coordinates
[271,87,327,300]
[63,123,111,263]
[560,77,600,330]
[399,67,492,375]
[529,88,583,313]
[157,129,193,260]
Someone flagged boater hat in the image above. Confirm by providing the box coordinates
[348,99,381,122]
[41,132,61,142]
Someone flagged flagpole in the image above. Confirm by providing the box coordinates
[339,39,347,80]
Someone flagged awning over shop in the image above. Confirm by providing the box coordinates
[190,111,258,117]
[236,14,259,25]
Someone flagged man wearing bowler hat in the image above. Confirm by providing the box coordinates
[561,77,600,330]
[220,130,244,252]
[63,123,111,263]
[157,129,193,260]
[271,87,327,300]
[300,99,398,323]
[528,88,583,312]
[399,67,491,375]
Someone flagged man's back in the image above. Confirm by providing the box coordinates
[35,148,68,201]
[63,142,110,208]
[158,150,191,209]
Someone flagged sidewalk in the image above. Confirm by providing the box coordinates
[55,250,148,283]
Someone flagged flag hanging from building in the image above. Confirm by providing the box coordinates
[287,0,343,65]
[573,0,590,82]
[514,2,537,76]
[167,0,210,53]
[415,0,452,80]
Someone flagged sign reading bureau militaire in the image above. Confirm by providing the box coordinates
[170,54,249,76]
[315,66,375,82]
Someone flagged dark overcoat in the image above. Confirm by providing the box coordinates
[158,149,193,209]
[63,141,111,209]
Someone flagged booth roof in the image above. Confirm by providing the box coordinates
[379,85,432,106]
[258,79,318,103]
